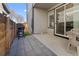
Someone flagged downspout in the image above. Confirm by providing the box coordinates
[32,4,34,34]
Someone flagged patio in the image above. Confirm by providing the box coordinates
[33,33,77,56]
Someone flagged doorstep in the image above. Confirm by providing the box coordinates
[33,34,77,56]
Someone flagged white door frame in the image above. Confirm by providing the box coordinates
[55,3,69,37]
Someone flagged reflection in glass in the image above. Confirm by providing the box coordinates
[66,4,74,32]
[49,15,54,29]
[66,3,79,33]
[56,6,64,35]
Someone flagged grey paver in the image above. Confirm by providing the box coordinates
[7,38,18,56]
[7,35,56,56]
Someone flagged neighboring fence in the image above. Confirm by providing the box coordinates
[0,13,17,55]
[22,22,29,33]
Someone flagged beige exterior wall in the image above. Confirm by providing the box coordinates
[27,3,61,34]
[34,8,48,33]
[28,4,48,33]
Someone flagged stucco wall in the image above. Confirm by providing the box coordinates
[34,8,48,33]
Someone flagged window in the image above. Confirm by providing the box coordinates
[48,14,54,29]
[48,10,55,29]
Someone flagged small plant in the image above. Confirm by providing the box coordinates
[24,32,31,37]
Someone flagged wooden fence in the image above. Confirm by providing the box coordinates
[0,13,17,55]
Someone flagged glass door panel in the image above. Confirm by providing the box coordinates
[65,3,79,33]
[73,4,79,29]
[55,6,64,35]
[65,3,74,33]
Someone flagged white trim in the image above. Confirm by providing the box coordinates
[55,8,56,34]
[48,12,49,27]
[55,33,68,38]
[64,5,66,35]
[48,3,63,11]
[55,4,64,10]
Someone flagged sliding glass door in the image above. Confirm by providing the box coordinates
[55,6,65,35]
[55,3,79,37]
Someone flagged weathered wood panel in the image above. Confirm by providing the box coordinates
[0,14,17,55]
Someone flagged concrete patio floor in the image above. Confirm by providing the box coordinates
[33,34,77,56]
[7,35,56,56]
